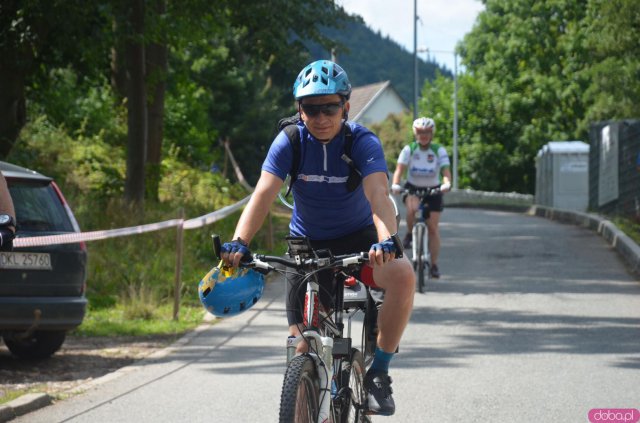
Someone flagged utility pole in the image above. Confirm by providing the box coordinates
[413,0,418,120]
[419,48,460,190]
[453,51,459,190]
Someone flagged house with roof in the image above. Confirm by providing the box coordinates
[348,81,408,126]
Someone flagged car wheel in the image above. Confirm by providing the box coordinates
[3,330,67,359]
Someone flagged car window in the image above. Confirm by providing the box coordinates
[8,180,74,233]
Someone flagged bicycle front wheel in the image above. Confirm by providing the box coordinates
[416,226,426,293]
[339,349,369,423]
[279,354,320,423]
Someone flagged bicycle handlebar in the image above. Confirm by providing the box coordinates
[250,252,369,274]
[211,234,369,274]
[401,186,441,197]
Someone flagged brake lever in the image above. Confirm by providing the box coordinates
[212,234,222,260]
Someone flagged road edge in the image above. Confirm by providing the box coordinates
[0,312,218,423]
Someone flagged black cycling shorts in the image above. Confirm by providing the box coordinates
[402,182,444,213]
[285,224,384,326]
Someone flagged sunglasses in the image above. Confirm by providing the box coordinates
[415,129,433,136]
[299,102,344,117]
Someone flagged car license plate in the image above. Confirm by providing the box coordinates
[0,252,52,270]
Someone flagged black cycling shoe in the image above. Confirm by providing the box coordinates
[431,264,440,279]
[364,370,395,416]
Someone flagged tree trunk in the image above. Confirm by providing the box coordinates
[123,0,147,206]
[110,23,127,101]
[0,67,27,159]
[145,0,168,202]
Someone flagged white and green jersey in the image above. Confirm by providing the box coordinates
[397,142,450,187]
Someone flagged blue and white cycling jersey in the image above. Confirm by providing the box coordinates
[262,121,388,240]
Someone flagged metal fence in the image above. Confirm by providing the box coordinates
[588,119,640,221]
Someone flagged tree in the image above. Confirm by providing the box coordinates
[0,0,110,158]
[456,0,590,193]
[580,0,640,124]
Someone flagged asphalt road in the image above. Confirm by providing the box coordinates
[16,207,640,422]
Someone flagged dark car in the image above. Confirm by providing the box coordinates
[0,161,87,359]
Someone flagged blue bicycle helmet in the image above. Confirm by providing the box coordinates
[293,60,352,100]
[198,262,264,318]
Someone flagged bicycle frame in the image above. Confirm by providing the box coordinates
[285,270,372,422]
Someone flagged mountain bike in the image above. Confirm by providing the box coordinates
[403,186,440,293]
[213,235,380,423]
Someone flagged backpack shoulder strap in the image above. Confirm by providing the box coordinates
[340,124,364,192]
[283,124,301,197]
[340,125,358,173]
[409,141,418,154]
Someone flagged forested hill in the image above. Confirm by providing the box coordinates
[308,17,449,104]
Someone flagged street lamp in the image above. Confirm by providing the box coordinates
[417,48,459,190]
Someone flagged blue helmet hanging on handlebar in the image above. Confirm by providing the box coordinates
[293,60,352,100]
[198,262,264,318]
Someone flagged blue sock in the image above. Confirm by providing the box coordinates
[369,347,394,373]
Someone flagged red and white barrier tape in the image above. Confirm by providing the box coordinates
[12,195,251,248]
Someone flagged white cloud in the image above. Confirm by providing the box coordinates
[337,0,484,71]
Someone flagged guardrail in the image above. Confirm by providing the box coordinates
[12,195,252,320]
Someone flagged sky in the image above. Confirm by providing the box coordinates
[336,0,485,72]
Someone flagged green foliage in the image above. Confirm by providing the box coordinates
[580,0,640,124]
[370,112,413,172]
[159,146,247,213]
[75,304,205,337]
[9,115,127,202]
[28,68,126,145]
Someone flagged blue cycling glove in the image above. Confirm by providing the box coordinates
[221,239,252,263]
[370,233,404,258]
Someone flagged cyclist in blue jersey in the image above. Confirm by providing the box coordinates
[221,60,415,416]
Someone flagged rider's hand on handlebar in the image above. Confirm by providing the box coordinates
[220,239,252,267]
[440,182,451,193]
[391,183,403,195]
[369,237,397,267]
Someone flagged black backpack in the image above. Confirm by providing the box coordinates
[277,114,362,197]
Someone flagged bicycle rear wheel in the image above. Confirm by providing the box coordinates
[339,349,369,423]
[279,354,320,423]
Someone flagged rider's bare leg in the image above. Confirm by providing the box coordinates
[289,324,309,354]
[372,257,415,353]
[404,196,419,235]
[427,211,441,265]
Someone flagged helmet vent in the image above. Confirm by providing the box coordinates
[239,301,246,311]
[321,66,328,75]
[223,306,231,314]
[321,76,328,86]
[203,287,211,297]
